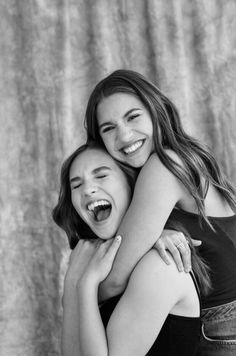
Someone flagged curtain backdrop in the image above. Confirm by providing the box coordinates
[1,0,236,355]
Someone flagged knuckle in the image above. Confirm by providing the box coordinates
[173,235,180,242]
[173,232,180,237]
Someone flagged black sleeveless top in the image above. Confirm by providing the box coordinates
[100,272,201,356]
[169,208,236,308]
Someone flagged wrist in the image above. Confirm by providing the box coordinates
[64,271,81,288]
[77,272,100,292]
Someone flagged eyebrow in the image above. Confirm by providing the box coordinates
[70,166,112,184]
[98,108,141,130]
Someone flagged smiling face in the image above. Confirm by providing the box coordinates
[69,148,131,240]
[97,93,154,168]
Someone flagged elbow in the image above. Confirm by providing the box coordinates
[100,276,127,301]
[108,276,127,295]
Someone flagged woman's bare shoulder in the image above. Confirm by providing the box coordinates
[135,150,185,196]
[142,150,185,170]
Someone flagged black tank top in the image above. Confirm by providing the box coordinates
[100,272,201,356]
[169,208,236,308]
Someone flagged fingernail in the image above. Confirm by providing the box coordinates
[115,235,122,242]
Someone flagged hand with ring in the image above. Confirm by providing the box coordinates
[176,241,185,250]
[153,229,202,273]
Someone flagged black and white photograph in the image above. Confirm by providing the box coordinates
[1,1,236,355]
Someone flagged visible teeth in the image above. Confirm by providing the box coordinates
[87,200,110,212]
[123,140,143,154]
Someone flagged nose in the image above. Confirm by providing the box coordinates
[116,124,134,143]
[83,182,98,196]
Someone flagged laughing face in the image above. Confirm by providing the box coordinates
[97,93,154,168]
[69,148,131,240]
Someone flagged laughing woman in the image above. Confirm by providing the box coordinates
[84,69,236,356]
[52,142,211,356]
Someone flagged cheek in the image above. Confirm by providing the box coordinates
[142,115,153,133]
[101,134,113,148]
[145,121,153,136]
[149,124,154,136]
[102,137,118,157]
[71,193,82,214]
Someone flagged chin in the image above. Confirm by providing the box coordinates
[127,157,146,168]
[96,232,113,240]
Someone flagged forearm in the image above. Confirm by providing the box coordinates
[98,223,159,301]
[61,280,81,356]
[99,155,183,302]
[78,277,108,356]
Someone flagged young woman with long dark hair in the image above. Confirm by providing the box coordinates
[84,69,236,355]
[53,142,210,356]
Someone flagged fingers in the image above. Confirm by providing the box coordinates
[177,240,191,273]
[158,230,193,273]
[168,245,184,272]
[69,239,84,263]
[69,239,97,264]
[84,235,121,259]
[174,233,191,272]
[154,241,171,265]
[105,236,122,262]
[155,232,187,272]
[191,238,202,247]
[98,235,122,259]
[69,236,122,275]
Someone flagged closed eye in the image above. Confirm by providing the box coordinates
[127,114,139,122]
[96,175,107,179]
[72,183,82,190]
[101,126,115,133]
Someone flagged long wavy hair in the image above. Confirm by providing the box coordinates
[52,141,137,249]
[53,141,211,295]
[85,69,236,228]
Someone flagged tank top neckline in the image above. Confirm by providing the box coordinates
[173,207,236,221]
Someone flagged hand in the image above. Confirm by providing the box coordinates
[65,238,97,284]
[81,236,122,285]
[153,230,201,273]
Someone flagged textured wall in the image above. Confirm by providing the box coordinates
[0,0,236,355]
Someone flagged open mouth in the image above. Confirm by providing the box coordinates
[122,140,144,155]
[87,200,112,222]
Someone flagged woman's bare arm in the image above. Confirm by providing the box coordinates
[99,151,187,300]
[78,250,185,356]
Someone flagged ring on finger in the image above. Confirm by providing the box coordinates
[176,242,185,249]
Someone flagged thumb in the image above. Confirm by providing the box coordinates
[191,238,202,247]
